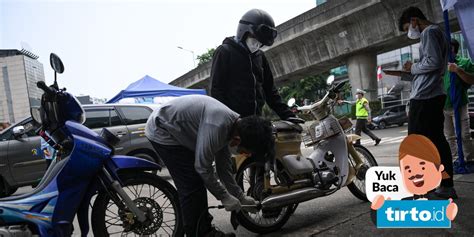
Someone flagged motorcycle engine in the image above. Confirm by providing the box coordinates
[0,226,34,237]
[311,161,339,190]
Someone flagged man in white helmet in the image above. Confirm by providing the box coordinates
[339,89,381,146]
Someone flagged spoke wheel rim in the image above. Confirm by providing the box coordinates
[237,163,289,227]
[103,183,177,236]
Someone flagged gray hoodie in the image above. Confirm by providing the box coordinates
[145,95,242,200]
[408,24,448,100]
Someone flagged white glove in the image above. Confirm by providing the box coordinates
[221,194,241,212]
[239,195,259,213]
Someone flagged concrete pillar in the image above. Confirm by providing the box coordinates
[347,52,378,101]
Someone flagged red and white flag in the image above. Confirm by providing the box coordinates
[377,66,383,81]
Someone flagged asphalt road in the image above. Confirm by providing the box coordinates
[14,124,407,236]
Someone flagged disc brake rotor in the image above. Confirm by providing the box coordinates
[122,197,164,235]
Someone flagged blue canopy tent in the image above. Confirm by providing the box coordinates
[107,75,206,104]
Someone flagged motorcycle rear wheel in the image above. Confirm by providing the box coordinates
[235,160,293,234]
[347,144,378,201]
[91,172,183,236]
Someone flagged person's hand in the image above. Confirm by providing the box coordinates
[367,118,372,123]
[371,195,388,210]
[43,149,50,157]
[286,117,305,124]
[403,61,413,72]
[337,100,343,105]
[446,198,458,221]
[221,194,241,212]
[239,195,259,213]
[448,62,459,73]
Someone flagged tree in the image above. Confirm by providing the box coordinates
[196,48,215,66]
[278,73,330,105]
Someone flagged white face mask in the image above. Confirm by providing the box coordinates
[407,24,421,40]
[228,145,240,156]
[245,37,262,53]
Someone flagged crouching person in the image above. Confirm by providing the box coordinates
[145,95,273,237]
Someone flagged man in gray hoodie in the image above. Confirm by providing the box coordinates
[145,95,273,236]
[398,6,455,198]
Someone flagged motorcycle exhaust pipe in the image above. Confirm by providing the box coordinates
[260,187,326,210]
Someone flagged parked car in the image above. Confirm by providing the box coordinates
[371,104,408,129]
[0,104,161,197]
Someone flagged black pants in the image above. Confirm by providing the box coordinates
[150,141,212,236]
[355,119,379,144]
[408,95,454,187]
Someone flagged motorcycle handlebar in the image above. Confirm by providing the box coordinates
[37,81,56,96]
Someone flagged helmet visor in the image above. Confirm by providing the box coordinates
[239,20,277,46]
[254,24,277,46]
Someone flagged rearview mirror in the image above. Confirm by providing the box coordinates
[287,98,296,107]
[50,53,64,74]
[31,107,42,125]
[327,75,335,85]
[13,126,25,137]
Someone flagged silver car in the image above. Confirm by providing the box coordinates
[0,104,161,197]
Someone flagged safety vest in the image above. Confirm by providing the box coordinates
[356,98,369,119]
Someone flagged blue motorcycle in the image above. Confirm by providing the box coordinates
[0,53,183,236]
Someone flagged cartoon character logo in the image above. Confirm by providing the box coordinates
[371,134,458,223]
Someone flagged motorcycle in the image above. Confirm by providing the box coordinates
[231,75,378,234]
[0,53,183,236]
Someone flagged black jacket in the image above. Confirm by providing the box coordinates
[210,37,294,119]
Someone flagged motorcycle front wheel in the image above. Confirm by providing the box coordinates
[347,144,378,201]
[235,160,293,234]
[91,172,183,236]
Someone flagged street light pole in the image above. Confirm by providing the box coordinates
[177,46,196,67]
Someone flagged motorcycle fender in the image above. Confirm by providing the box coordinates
[112,155,162,172]
[346,134,362,143]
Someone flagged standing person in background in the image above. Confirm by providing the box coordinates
[41,137,56,169]
[443,39,474,164]
[338,89,381,146]
[398,6,456,198]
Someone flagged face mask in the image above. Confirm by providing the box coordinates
[407,24,421,40]
[228,145,240,156]
[245,37,262,53]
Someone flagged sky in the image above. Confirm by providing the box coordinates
[1,0,315,100]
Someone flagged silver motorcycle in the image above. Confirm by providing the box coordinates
[231,75,378,234]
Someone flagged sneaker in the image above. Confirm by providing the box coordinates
[203,227,236,237]
[435,186,458,199]
[374,138,381,146]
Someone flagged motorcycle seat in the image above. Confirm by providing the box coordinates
[272,121,303,133]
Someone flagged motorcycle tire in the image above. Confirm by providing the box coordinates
[347,144,378,201]
[234,159,293,234]
[91,172,183,237]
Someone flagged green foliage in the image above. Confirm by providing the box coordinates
[196,48,216,66]
[369,100,382,116]
[278,73,330,104]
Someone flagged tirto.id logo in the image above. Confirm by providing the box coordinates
[377,200,451,228]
